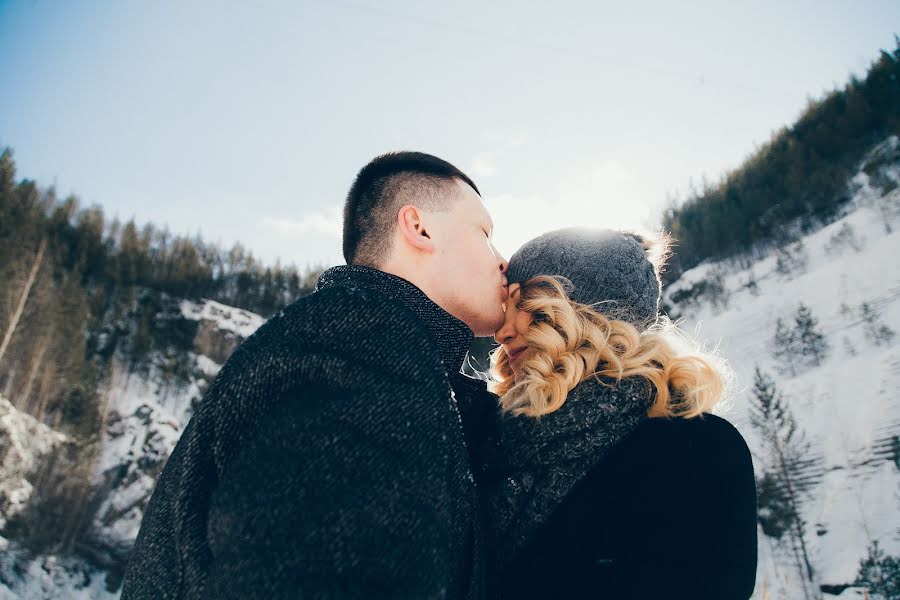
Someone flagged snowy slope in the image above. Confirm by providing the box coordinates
[665,169,900,597]
[0,398,119,599]
[0,299,265,599]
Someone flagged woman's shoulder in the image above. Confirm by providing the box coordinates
[638,411,744,434]
[635,412,750,453]
[593,412,753,483]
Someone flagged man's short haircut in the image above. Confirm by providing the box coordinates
[343,151,480,266]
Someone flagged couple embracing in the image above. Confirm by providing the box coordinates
[122,152,757,599]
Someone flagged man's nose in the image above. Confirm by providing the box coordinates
[499,256,509,274]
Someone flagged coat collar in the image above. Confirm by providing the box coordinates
[500,376,653,469]
[315,265,474,376]
[489,376,654,560]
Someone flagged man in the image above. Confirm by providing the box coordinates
[121,152,509,599]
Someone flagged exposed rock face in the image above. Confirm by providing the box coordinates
[0,394,68,530]
[84,300,264,570]
[193,318,241,365]
[181,299,264,357]
[0,299,265,599]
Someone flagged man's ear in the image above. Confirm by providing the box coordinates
[397,205,435,253]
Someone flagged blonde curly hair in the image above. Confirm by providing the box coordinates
[488,275,730,419]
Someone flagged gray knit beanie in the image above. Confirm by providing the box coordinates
[505,228,662,328]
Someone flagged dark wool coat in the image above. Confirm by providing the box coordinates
[121,266,493,600]
[496,409,758,600]
[487,377,655,564]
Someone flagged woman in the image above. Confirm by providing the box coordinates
[485,228,757,599]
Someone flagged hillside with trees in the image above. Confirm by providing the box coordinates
[662,38,900,281]
[0,153,320,577]
[1,150,320,429]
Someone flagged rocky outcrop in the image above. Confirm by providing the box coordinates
[84,300,265,573]
[0,395,68,530]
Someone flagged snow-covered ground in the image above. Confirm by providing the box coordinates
[180,298,265,339]
[0,544,120,600]
[0,396,120,599]
[666,172,900,597]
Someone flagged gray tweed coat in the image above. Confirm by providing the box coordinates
[121,266,490,600]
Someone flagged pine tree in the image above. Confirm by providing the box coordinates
[861,302,897,347]
[824,223,863,256]
[772,317,799,376]
[794,303,829,366]
[775,241,809,279]
[856,541,900,600]
[749,366,818,599]
[743,270,760,296]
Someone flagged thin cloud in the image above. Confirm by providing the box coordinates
[261,207,342,238]
[469,129,531,180]
[471,153,497,177]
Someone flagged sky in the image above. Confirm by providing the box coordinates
[1,1,898,269]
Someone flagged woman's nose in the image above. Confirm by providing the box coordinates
[494,314,516,345]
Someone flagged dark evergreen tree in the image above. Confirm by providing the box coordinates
[773,317,800,377]
[861,302,897,346]
[824,222,863,256]
[755,470,797,540]
[743,270,760,296]
[775,241,809,279]
[794,303,829,366]
[749,366,818,599]
[855,541,900,600]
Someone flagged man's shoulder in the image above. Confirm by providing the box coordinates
[196,283,457,467]
[280,283,423,330]
[240,284,441,365]
[201,284,450,422]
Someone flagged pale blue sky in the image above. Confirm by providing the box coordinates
[1,1,897,268]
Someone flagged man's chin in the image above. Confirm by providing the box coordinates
[472,315,506,338]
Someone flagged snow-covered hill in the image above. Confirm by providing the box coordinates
[665,146,900,598]
[0,299,264,599]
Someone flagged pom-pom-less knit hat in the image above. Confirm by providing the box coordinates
[505,228,663,328]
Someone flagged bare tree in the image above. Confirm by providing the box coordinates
[0,237,46,366]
